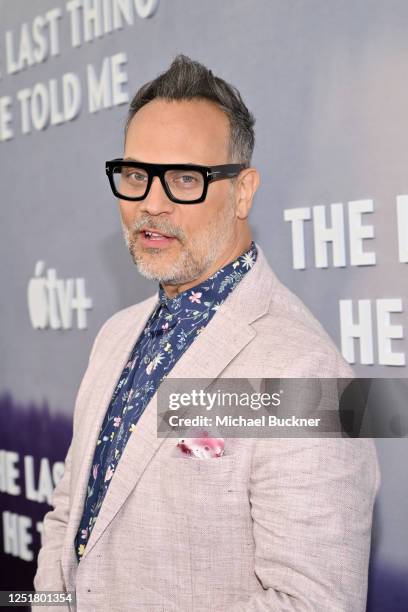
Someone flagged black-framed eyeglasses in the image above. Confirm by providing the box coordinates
[105,159,247,204]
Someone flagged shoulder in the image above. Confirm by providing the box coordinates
[88,293,157,361]
[251,259,353,377]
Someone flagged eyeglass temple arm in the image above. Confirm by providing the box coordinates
[207,163,247,178]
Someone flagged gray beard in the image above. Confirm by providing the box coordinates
[121,199,236,285]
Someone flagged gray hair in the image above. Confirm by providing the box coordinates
[124,54,255,165]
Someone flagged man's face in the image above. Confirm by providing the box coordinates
[119,97,239,285]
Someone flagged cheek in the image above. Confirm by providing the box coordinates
[175,207,212,238]
[118,202,137,227]
[185,187,229,233]
[211,179,231,201]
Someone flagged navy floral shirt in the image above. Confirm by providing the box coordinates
[74,241,258,561]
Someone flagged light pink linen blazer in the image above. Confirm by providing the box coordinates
[34,244,380,611]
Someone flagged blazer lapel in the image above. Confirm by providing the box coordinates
[71,245,275,564]
[62,294,158,575]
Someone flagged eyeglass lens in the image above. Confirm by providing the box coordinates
[112,165,205,202]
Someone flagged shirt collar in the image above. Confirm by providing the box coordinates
[157,240,258,315]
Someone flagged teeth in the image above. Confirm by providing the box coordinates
[144,231,168,238]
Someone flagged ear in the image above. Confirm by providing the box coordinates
[235,168,260,219]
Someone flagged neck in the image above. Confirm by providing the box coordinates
[161,232,253,299]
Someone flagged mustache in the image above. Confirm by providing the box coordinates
[130,216,186,241]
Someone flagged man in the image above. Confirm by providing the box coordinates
[34,54,379,611]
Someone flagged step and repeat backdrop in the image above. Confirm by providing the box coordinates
[0,1,407,610]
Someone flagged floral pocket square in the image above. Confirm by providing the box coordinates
[177,434,225,459]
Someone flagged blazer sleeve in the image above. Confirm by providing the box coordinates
[223,437,379,612]
[32,440,73,594]
[32,318,109,596]
[222,351,380,612]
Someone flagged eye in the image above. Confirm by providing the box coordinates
[173,173,198,186]
[165,170,203,190]
[179,174,197,184]
[128,171,147,182]
[121,167,148,183]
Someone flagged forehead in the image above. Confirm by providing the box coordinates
[124,98,230,165]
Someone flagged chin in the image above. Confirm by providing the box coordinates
[133,258,171,280]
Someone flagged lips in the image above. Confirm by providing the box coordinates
[142,230,172,239]
[139,228,176,248]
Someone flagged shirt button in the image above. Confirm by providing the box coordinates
[144,356,151,364]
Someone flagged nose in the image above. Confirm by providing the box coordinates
[138,175,175,215]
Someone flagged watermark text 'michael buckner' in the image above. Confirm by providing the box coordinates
[167,414,322,428]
